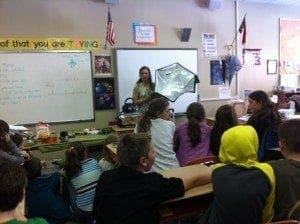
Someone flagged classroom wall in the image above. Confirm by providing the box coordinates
[1,0,300,132]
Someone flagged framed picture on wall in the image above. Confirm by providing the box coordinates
[267,60,277,74]
[210,60,225,85]
[94,78,115,110]
[94,55,111,75]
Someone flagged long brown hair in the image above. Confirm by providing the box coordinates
[210,104,238,156]
[186,102,206,147]
[136,97,169,133]
[0,120,10,152]
[64,142,86,178]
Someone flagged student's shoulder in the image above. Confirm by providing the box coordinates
[26,217,49,224]
[3,218,48,224]
[269,159,300,169]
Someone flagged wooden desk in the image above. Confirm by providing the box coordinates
[110,125,134,135]
[26,134,108,153]
[159,164,213,223]
[160,164,212,202]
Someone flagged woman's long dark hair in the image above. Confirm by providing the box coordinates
[249,90,275,111]
[64,142,86,179]
[210,105,238,156]
[0,120,9,152]
[136,66,155,90]
[136,97,169,133]
[186,102,205,147]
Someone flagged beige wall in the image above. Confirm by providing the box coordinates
[0,0,299,132]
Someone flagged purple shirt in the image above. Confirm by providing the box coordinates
[174,122,212,166]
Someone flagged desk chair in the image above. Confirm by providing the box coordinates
[258,129,283,162]
[185,155,219,167]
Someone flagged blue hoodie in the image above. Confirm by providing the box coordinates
[26,172,73,224]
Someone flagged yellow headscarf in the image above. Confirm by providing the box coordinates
[213,125,275,224]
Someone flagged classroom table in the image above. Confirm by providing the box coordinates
[106,143,213,222]
[159,164,213,223]
[110,125,134,135]
[26,134,108,153]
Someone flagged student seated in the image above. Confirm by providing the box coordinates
[99,134,118,171]
[64,142,102,213]
[268,119,300,221]
[247,90,282,161]
[0,120,28,165]
[23,157,74,224]
[174,102,212,166]
[209,104,238,156]
[93,133,211,224]
[135,97,179,172]
[200,125,275,224]
[0,161,48,224]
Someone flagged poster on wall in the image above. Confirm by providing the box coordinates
[132,23,157,45]
[94,78,115,110]
[242,48,261,66]
[94,55,112,75]
[202,33,217,57]
[210,60,225,85]
[280,18,300,75]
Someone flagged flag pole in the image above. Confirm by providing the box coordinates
[104,7,110,50]
[230,13,246,46]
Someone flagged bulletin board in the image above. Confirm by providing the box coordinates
[279,18,300,75]
[0,52,94,125]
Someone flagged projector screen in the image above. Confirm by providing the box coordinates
[115,48,198,114]
[0,52,94,125]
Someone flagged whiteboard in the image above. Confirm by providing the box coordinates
[0,52,94,125]
[115,48,198,114]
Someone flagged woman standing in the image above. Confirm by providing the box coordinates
[135,97,179,172]
[174,102,212,166]
[133,66,155,113]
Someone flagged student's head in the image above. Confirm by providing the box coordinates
[0,161,27,212]
[65,141,86,178]
[215,104,238,127]
[186,102,205,147]
[137,97,170,132]
[138,66,152,84]
[0,119,9,140]
[186,102,205,122]
[278,119,300,157]
[23,157,42,180]
[117,133,155,172]
[248,90,273,114]
[102,134,119,161]
[149,97,170,120]
[10,133,24,148]
[219,125,259,166]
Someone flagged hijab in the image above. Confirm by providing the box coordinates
[213,125,275,223]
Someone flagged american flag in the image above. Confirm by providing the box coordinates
[106,9,115,47]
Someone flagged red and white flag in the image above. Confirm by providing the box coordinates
[106,8,115,46]
[238,16,246,45]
